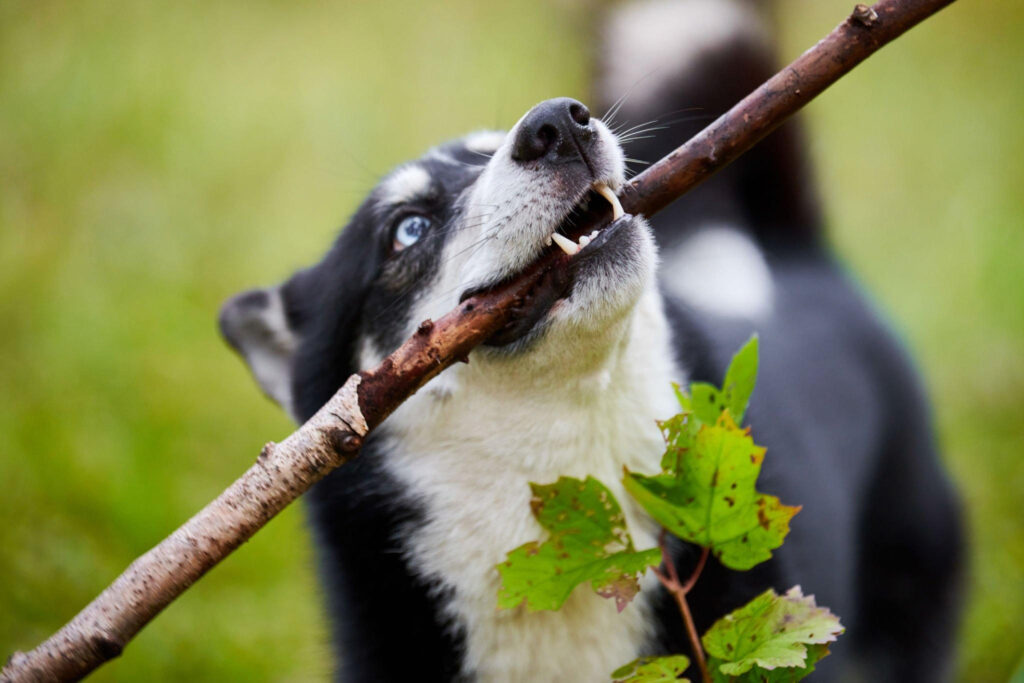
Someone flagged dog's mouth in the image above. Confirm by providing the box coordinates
[459,181,625,347]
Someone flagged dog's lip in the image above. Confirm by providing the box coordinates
[459,182,623,347]
[458,180,619,303]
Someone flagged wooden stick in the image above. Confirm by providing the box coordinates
[1,1,956,680]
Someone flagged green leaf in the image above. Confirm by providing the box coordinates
[702,586,843,680]
[722,335,758,423]
[707,644,830,682]
[624,412,800,571]
[671,382,692,413]
[611,655,691,682]
[689,382,724,425]
[657,410,699,472]
[496,476,661,612]
[684,335,759,426]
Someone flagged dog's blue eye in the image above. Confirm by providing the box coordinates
[393,215,431,251]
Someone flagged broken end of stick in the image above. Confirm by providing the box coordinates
[335,375,369,437]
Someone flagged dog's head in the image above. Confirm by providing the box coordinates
[220,98,658,422]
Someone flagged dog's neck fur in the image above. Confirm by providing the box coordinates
[375,285,683,680]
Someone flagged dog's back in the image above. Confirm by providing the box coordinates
[600,1,963,679]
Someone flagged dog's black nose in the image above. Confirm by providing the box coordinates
[511,97,594,164]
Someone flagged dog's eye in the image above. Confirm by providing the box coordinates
[393,214,431,252]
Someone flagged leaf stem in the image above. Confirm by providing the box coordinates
[674,588,711,683]
[654,531,712,683]
[681,547,710,595]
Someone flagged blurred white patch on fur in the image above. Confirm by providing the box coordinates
[427,148,459,164]
[601,0,766,114]
[464,130,507,154]
[663,225,774,319]
[382,164,432,205]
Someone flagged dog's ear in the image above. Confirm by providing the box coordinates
[219,268,316,419]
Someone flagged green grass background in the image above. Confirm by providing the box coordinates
[0,1,1020,680]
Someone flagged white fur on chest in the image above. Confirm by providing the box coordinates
[381,291,681,681]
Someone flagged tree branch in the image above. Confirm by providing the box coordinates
[1,1,956,680]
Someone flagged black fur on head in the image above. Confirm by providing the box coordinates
[292,143,501,421]
[219,135,500,421]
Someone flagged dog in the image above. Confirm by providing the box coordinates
[219,1,962,680]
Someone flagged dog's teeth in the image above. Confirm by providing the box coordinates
[551,232,579,256]
[594,182,624,220]
[578,235,591,247]
[589,230,599,239]
[546,234,553,246]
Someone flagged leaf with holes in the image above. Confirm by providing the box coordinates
[702,586,843,681]
[657,408,700,472]
[662,335,758,473]
[624,411,799,571]
[611,655,691,682]
[496,476,661,612]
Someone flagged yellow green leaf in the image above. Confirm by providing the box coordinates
[702,586,843,680]
[624,412,799,571]
[496,476,661,612]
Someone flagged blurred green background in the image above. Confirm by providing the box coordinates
[0,1,1021,680]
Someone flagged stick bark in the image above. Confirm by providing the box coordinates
[2,1,956,680]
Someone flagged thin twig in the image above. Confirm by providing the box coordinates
[655,532,712,683]
[680,547,710,595]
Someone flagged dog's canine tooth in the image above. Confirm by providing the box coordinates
[594,182,624,220]
[551,232,579,256]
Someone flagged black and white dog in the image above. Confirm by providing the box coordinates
[219,1,962,680]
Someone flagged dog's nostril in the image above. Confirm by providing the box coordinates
[513,122,559,163]
[536,123,558,151]
[569,102,590,127]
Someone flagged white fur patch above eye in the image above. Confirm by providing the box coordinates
[382,164,433,205]
[463,130,507,154]
[601,0,766,115]
[662,226,774,319]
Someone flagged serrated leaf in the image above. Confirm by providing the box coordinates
[702,586,843,679]
[722,335,758,422]
[624,412,799,570]
[496,476,661,612]
[611,655,691,682]
[687,335,758,426]
[671,382,692,413]
[707,647,828,683]
[707,644,830,682]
